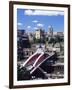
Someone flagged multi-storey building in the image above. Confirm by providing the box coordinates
[35,29,45,39]
[28,33,34,43]
[17,30,31,61]
[48,25,53,37]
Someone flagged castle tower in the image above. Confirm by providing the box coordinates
[48,25,53,37]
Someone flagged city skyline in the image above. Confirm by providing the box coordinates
[17,9,64,33]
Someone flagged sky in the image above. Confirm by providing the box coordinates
[17,9,64,33]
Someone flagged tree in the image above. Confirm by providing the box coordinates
[55,35,63,43]
[48,37,56,46]
[55,35,64,51]
[46,37,49,41]
[17,66,31,80]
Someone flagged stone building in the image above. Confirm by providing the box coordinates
[35,29,45,39]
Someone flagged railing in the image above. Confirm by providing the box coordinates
[26,54,40,66]
[22,52,40,67]
[30,53,54,74]
[35,54,49,67]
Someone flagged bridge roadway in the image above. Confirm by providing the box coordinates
[30,53,55,74]
[21,51,55,74]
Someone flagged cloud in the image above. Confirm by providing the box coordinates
[32,20,38,23]
[24,10,64,16]
[27,26,31,29]
[33,27,38,30]
[17,22,22,26]
[37,23,44,27]
[24,10,33,15]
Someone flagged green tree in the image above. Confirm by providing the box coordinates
[17,66,31,80]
